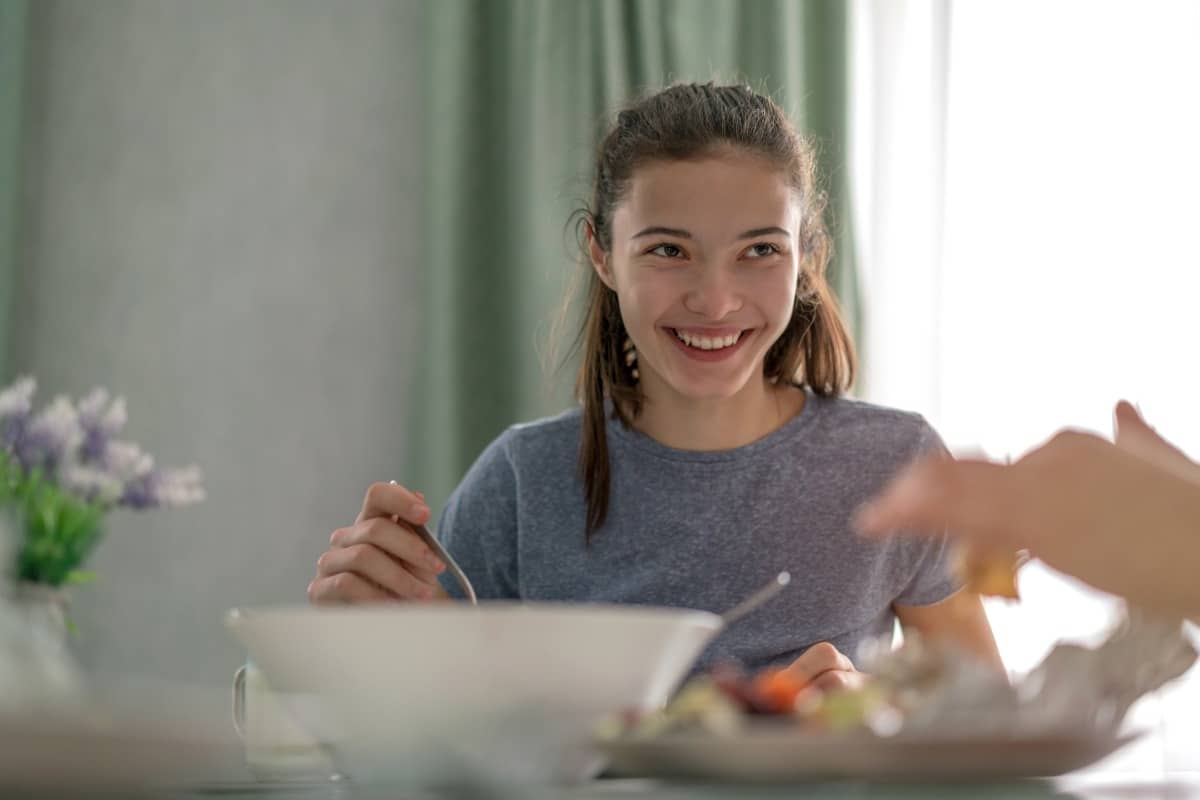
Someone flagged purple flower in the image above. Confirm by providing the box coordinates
[76,388,127,464]
[0,376,35,454]
[17,395,83,474]
[119,465,205,509]
[0,377,204,511]
[119,471,157,509]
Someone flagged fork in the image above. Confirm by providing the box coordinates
[390,480,478,605]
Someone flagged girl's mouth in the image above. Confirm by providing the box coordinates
[666,327,753,361]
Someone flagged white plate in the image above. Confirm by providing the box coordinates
[599,724,1139,782]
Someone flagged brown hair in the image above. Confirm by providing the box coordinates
[569,82,856,537]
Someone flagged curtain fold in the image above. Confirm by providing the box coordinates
[0,0,29,377]
[414,0,857,511]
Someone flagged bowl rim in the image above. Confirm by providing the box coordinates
[225,601,723,632]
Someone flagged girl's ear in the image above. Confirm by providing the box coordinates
[587,222,617,290]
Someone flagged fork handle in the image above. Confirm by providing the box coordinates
[414,523,478,606]
[387,480,478,605]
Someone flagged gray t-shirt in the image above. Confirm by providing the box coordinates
[436,391,960,672]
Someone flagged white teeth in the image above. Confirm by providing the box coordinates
[673,330,742,350]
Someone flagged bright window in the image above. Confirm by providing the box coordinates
[855,0,1200,771]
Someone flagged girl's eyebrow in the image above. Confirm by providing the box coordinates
[737,226,791,239]
[632,226,692,239]
[631,225,792,240]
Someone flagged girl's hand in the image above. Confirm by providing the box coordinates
[782,642,864,693]
[307,482,448,604]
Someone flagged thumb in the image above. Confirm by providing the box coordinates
[1113,400,1200,485]
[1112,399,1148,442]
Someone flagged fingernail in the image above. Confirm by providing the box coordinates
[427,555,446,573]
[411,503,430,519]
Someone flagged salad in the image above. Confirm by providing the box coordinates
[600,661,898,741]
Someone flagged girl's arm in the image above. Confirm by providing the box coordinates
[893,590,1006,675]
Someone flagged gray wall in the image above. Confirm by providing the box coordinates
[13,0,425,689]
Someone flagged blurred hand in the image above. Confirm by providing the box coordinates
[855,407,1200,618]
[1113,400,1200,485]
[307,481,447,604]
[782,642,864,693]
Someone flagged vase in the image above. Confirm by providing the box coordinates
[0,581,85,712]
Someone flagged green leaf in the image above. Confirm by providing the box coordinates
[64,569,97,586]
[1,453,106,588]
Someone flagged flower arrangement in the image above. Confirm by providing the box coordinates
[0,376,204,587]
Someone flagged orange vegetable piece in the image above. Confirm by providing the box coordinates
[750,667,809,714]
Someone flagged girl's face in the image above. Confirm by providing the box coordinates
[590,151,802,405]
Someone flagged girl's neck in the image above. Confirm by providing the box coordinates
[632,376,806,452]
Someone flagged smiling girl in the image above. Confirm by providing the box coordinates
[309,83,1003,686]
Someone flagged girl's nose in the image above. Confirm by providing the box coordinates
[683,265,743,319]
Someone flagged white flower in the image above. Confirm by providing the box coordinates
[77,388,127,436]
[101,397,127,435]
[104,440,155,482]
[2,377,207,512]
[75,388,109,420]
[154,465,206,507]
[59,463,124,505]
[0,376,36,420]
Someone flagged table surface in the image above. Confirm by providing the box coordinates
[7,672,1198,800]
[9,772,1199,800]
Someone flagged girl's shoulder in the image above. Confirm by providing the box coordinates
[455,408,583,492]
[805,393,941,457]
[491,406,584,462]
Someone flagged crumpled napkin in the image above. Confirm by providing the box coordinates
[859,608,1197,738]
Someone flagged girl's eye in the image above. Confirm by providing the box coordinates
[648,243,685,258]
[745,242,781,259]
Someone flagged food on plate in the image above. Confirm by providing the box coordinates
[601,613,1198,754]
[600,663,890,740]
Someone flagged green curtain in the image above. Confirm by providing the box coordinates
[0,0,28,377]
[414,0,857,511]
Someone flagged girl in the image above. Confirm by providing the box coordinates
[309,83,1002,686]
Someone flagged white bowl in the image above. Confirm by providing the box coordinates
[224,602,721,786]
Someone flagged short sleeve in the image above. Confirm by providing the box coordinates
[892,422,963,607]
[434,430,521,600]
